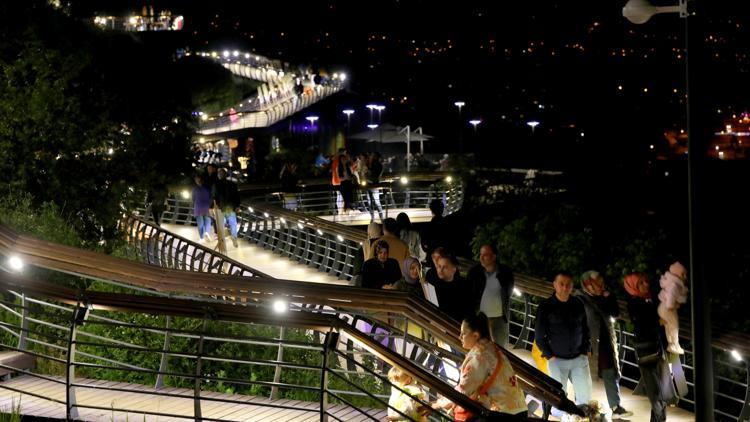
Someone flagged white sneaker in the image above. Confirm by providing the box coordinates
[204,233,213,242]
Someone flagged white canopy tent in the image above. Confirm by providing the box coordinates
[348,124,432,171]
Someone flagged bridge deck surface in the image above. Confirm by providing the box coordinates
[318,208,432,225]
[161,223,350,286]
[0,375,384,421]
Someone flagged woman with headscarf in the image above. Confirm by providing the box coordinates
[623,272,676,422]
[575,271,631,418]
[383,257,425,298]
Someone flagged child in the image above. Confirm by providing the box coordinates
[387,367,427,422]
[657,261,689,354]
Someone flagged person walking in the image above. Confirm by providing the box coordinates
[212,168,241,248]
[624,272,676,422]
[396,213,426,263]
[191,175,213,242]
[534,272,593,407]
[468,244,514,348]
[575,271,632,418]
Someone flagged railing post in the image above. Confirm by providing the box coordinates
[320,330,338,422]
[17,294,29,351]
[66,302,88,421]
[739,361,750,422]
[270,326,285,399]
[513,294,531,350]
[194,317,207,421]
[155,315,172,389]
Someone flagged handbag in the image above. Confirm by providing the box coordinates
[453,345,504,422]
[634,341,663,365]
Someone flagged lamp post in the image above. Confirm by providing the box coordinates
[343,109,354,146]
[306,115,319,148]
[623,1,713,419]
[469,119,481,133]
[527,120,540,135]
[455,101,465,152]
[366,104,377,124]
[374,105,386,145]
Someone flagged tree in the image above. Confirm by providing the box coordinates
[0,1,194,243]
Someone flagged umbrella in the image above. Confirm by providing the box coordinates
[349,124,432,170]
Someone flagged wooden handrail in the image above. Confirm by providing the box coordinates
[0,270,541,421]
[0,223,580,413]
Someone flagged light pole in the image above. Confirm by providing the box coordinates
[306,115,319,148]
[343,109,354,147]
[374,105,386,146]
[366,104,377,124]
[527,120,540,135]
[454,101,465,152]
[469,119,481,133]
[623,1,713,419]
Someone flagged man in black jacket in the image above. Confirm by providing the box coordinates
[212,168,241,247]
[432,254,472,323]
[468,244,514,347]
[535,272,593,406]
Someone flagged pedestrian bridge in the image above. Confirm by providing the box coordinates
[0,178,745,420]
[194,51,345,135]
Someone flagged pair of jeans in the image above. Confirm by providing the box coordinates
[547,354,593,405]
[601,367,622,409]
[367,188,383,220]
[488,316,509,348]
[195,215,212,240]
[217,209,238,238]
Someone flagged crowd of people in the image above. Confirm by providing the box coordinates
[352,196,686,420]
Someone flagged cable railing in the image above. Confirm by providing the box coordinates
[0,223,582,419]
[138,190,749,422]
[0,268,533,421]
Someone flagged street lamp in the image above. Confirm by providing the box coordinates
[527,120,540,135]
[455,101,466,152]
[306,116,319,147]
[343,109,355,144]
[367,124,379,130]
[374,105,386,145]
[469,119,482,132]
[366,104,377,123]
[623,1,713,419]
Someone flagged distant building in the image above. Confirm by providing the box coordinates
[93,7,183,32]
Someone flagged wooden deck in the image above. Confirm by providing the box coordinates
[0,376,386,421]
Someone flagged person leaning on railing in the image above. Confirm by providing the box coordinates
[430,312,528,420]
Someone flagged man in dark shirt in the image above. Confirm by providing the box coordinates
[431,254,472,323]
[535,272,593,406]
[361,240,402,290]
[212,168,241,247]
[421,199,449,267]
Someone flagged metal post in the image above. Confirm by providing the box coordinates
[271,326,285,399]
[17,294,28,351]
[685,3,714,419]
[738,361,750,422]
[66,303,87,421]
[155,315,172,389]
[194,318,207,421]
[513,294,531,350]
[320,330,338,422]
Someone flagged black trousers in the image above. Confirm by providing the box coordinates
[638,358,674,422]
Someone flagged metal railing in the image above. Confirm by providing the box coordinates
[131,182,750,420]
[0,269,514,421]
[0,222,582,418]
